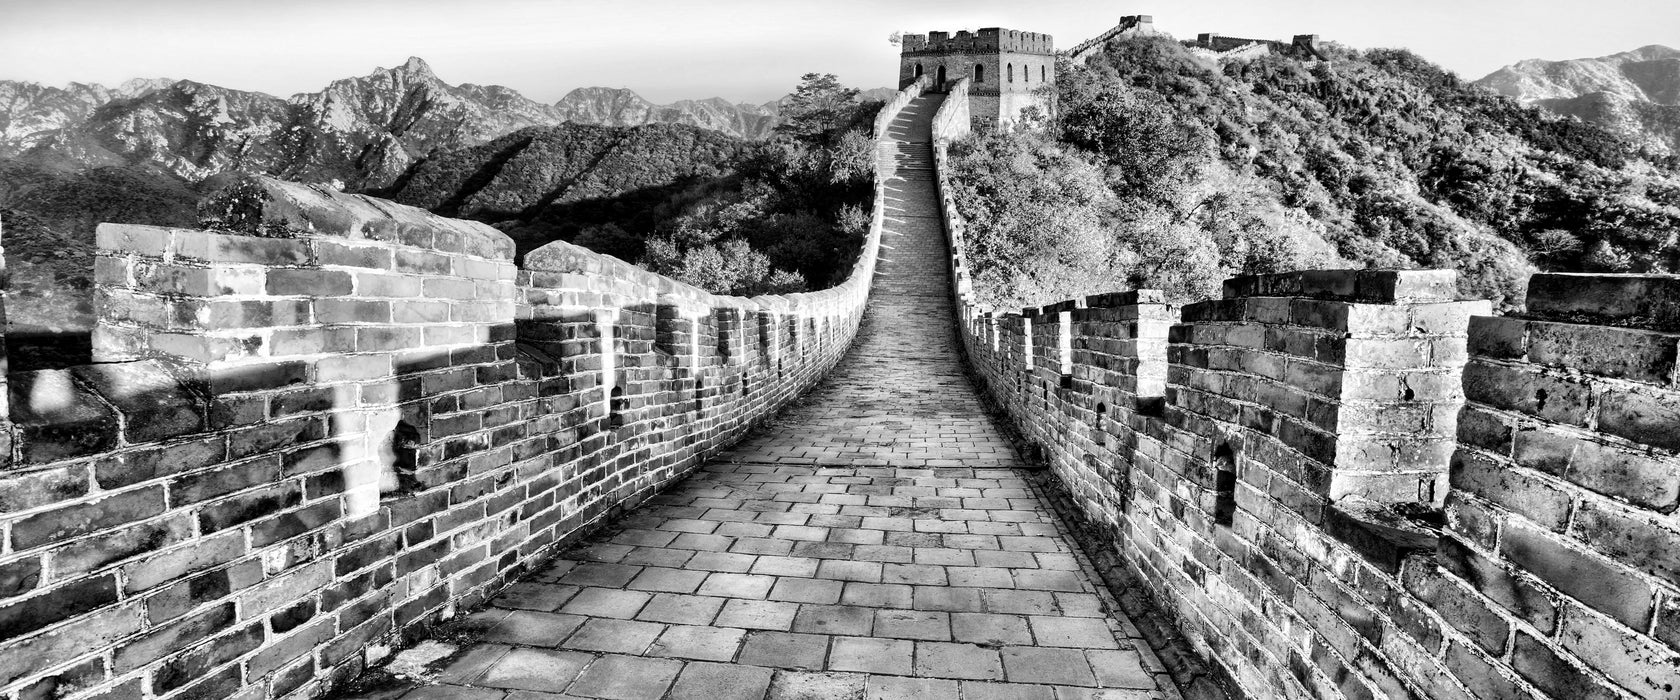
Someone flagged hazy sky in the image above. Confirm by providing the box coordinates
[1,0,1675,104]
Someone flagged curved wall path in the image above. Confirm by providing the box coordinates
[337,94,1177,700]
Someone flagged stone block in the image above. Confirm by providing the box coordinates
[1524,273,1680,332]
[1525,321,1678,385]
[1597,388,1680,453]
[1223,269,1456,303]
[1500,519,1654,631]
[1511,629,1622,699]
[9,370,118,464]
[73,360,205,444]
[1462,361,1592,427]
[267,269,353,297]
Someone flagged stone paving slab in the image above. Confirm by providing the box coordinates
[334,93,1177,700]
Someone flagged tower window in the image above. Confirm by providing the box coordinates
[1213,445,1238,526]
[609,387,626,429]
[1041,65,1047,82]
[1008,64,1014,83]
[975,64,984,83]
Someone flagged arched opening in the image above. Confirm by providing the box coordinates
[377,420,422,496]
[609,387,626,429]
[1093,404,1108,448]
[1008,63,1014,83]
[936,65,947,86]
[694,376,705,413]
[1023,65,1029,84]
[1041,65,1047,82]
[1212,444,1238,526]
[915,63,924,78]
[974,64,985,83]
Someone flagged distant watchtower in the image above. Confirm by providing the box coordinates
[900,27,1055,128]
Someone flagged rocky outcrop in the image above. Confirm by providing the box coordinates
[1477,45,1680,153]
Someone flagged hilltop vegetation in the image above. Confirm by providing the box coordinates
[949,35,1680,310]
[383,72,881,295]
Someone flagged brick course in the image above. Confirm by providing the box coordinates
[934,84,1680,700]
[0,78,930,699]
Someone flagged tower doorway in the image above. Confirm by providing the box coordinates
[936,65,946,89]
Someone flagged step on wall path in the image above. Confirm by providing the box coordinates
[336,93,1179,700]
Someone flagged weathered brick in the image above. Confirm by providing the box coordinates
[0,556,44,598]
[1449,450,1572,531]
[11,486,166,551]
[51,515,194,578]
[14,655,106,700]
[227,416,327,460]
[266,269,352,297]
[250,617,333,678]
[0,604,142,687]
[149,622,263,693]
[0,575,119,640]
[208,361,309,395]
[95,437,226,489]
[171,456,282,504]
[1557,603,1680,699]
[114,603,236,673]
[72,361,205,443]
[1500,520,1655,630]
[1400,559,1510,654]
[271,327,356,356]
[0,465,92,512]
[1598,389,1680,453]
[144,560,262,623]
[1525,321,1679,385]
[178,232,310,266]
[315,298,392,325]
[1511,629,1623,700]
[1442,639,1529,700]
[121,530,246,593]
[314,240,393,269]
[1513,430,1679,512]
[9,369,119,464]
[1462,361,1592,426]
[199,483,303,533]
[1524,273,1680,332]
[1437,536,1557,633]
[1570,499,1680,588]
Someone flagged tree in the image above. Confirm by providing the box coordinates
[776,73,862,144]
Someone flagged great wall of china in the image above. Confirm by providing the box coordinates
[933,80,1680,700]
[0,17,1677,700]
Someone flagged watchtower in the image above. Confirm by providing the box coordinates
[900,27,1055,128]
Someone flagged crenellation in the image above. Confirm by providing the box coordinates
[930,85,1680,698]
[0,77,930,700]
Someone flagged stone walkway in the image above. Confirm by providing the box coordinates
[339,94,1177,700]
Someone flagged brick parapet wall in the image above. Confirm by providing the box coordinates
[933,112,1680,697]
[0,80,924,700]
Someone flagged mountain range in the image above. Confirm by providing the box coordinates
[0,58,893,349]
[1476,45,1680,154]
[0,57,871,191]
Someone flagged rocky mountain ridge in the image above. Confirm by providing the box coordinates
[0,57,798,190]
[1476,45,1680,153]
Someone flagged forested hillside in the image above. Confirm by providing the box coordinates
[949,35,1680,310]
[0,72,880,365]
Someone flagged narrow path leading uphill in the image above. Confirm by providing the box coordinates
[340,93,1179,700]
